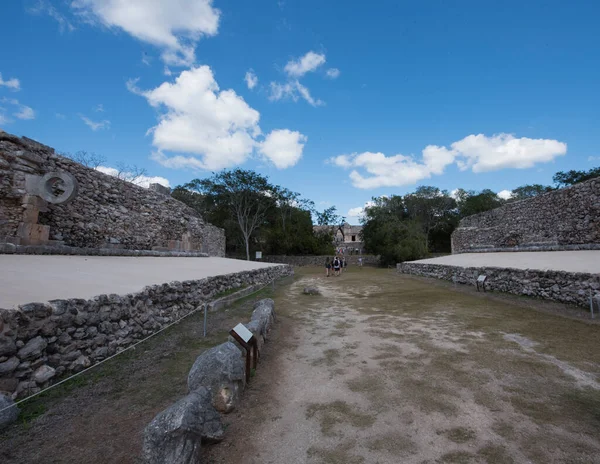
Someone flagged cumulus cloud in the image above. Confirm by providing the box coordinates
[284,51,326,77]
[259,129,306,169]
[326,68,340,79]
[331,133,567,189]
[347,201,375,220]
[79,114,110,131]
[72,0,220,66]
[497,189,513,200]
[129,66,306,170]
[0,73,20,91]
[245,70,258,90]
[268,80,323,107]
[96,166,170,188]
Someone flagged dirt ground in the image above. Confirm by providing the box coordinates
[1,267,600,463]
[207,267,600,464]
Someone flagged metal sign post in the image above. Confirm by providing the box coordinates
[229,323,258,383]
[476,275,487,292]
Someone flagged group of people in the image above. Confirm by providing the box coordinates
[325,256,347,277]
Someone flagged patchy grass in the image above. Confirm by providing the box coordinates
[305,400,376,436]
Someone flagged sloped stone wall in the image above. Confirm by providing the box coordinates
[0,264,293,398]
[397,262,599,308]
[0,131,225,256]
[451,177,600,253]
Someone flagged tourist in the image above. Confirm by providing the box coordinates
[333,256,341,276]
[325,257,331,277]
[358,256,363,267]
[343,257,347,271]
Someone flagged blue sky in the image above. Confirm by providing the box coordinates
[1,0,599,221]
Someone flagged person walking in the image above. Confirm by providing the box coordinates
[333,256,341,276]
[342,257,347,271]
[325,257,331,277]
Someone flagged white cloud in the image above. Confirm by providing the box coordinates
[79,114,111,131]
[452,134,567,173]
[94,104,104,112]
[141,53,152,66]
[163,66,173,76]
[331,133,567,189]
[497,189,513,200]
[55,113,66,119]
[588,156,600,162]
[29,0,75,33]
[347,201,375,220]
[259,129,306,169]
[129,66,306,171]
[450,188,460,199]
[326,68,340,79]
[0,73,20,91]
[96,166,170,188]
[284,51,326,77]
[72,0,220,66]
[0,98,36,122]
[14,105,35,120]
[245,70,258,90]
[268,80,323,107]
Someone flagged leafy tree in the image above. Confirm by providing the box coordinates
[361,196,426,265]
[510,184,554,201]
[403,186,457,252]
[315,206,344,226]
[553,167,600,188]
[183,169,275,261]
[456,189,503,217]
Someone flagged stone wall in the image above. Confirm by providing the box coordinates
[397,262,599,308]
[451,177,600,253]
[0,264,293,398]
[0,131,225,256]
[260,254,380,267]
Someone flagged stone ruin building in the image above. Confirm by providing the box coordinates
[314,222,364,254]
[0,130,225,256]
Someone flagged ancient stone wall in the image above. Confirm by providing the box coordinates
[260,254,380,267]
[0,264,293,398]
[0,131,225,256]
[451,177,600,253]
[397,262,599,308]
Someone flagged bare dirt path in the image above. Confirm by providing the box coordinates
[207,267,600,464]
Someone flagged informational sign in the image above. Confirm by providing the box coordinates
[476,274,487,292]
[232,322,253,343]
[255,251,262,259]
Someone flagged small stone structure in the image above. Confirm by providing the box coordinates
[0,131,225,255]
[398,262,600,308]
[314,222,365,254]
[260,254,379,267]
[0,265,292,398]
[452,177,600,253]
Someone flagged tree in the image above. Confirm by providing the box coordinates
[63,150,107,169]
[361,196,427,265]
[184,169,275,261]
[315,206,344,226]
[403,186,457,252]
[456,189,503,218]
[553,167,600,188]
[510,184,554,201]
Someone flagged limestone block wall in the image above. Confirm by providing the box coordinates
[260,254,380,267]
[0,264,293,398]
[397,262,599,308]
[0,131,225,256]
[451,177,600,253]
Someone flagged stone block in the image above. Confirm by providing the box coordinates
[16,222,49,245]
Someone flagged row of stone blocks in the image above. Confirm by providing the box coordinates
[142,299,276,464]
